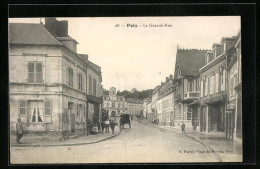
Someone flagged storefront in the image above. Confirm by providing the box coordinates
[200,92,226,133]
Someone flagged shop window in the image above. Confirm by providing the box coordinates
[28,62,43,83]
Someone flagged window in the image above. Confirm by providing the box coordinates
[28,62,42,83]
[76,104,85,123]
[85,75,88,93]
[78,73,83,91]
[67,67,74,87]
[89,75,92,94]
[112,102,115,107]
[26,100,52,123]
[210,75,215,95]
[93,78,97,96]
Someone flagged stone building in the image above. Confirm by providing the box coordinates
[226,31,242,142]
[173,48,207,129]
[9,18,103,136]
[102,87,127,117]
[199,36,237,134]
[126,98,143,117]
[159,75,175,126]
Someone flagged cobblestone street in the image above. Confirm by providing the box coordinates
[10,120,242,163]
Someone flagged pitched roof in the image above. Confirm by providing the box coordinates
[177,49,207,76]
[9,23,63,46]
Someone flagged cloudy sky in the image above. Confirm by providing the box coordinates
[9,17,240,91]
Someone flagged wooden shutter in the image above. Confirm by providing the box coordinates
[66,68,70,86]
[28,62,34,83]
[36,63,43,83]
[44,100,52,123]
[215,73,219,93]
[19,100,27,123]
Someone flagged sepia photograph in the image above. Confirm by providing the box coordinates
[9,16,242,163]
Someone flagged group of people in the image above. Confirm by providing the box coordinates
[101,119,117,134]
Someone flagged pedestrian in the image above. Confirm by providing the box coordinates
[181,122,185,134]
[16,118,24,144]
[109,120,116,134]
[104,119,110,133]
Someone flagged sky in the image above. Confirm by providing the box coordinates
[9,17,240,91]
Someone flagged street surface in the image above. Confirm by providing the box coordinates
[11,120,222,163]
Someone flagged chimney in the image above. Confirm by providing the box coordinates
[166,77,169,82]
[45,18,69,37]
[58,20,68,37]
[45,17,59,36]
[169,75,173,79]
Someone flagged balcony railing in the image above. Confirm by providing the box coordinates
[183,91,199,101]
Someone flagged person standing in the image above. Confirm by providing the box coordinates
[109,120,116,134]
[16,118,24,144]
[181,122,185,134]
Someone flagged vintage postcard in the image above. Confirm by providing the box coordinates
[9,16,242,163]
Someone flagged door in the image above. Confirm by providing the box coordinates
[68,102,75,133]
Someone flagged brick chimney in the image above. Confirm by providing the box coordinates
[45,18,78,53]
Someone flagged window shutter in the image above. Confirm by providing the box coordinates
[28,62,34,83]
[44,100,52,123]
[36,63,43,83]
[19,100,27,123]
[67,68,70,86]
[215,73,219,93]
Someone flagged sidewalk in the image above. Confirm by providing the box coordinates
[10,126,120,147]
[139,119,242,162]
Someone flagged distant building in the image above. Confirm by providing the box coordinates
[173,48,207,129]
[150,86,160,122]
[102,87,127,117]
[126,98,143,117]
[159,75,175,125]
[9,18,103,136]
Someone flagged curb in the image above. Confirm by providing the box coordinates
[11,130,121,148]
[138,120,223,162]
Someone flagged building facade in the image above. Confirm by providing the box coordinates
[199,36,236,134]
[158,76,175,125]
[9,18,103,137]
[126,98,143,117]
[173,48,207,128]
[226,31,242,142]
[102,87,127,117]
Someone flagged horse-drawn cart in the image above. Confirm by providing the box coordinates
[120,114,131,129]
